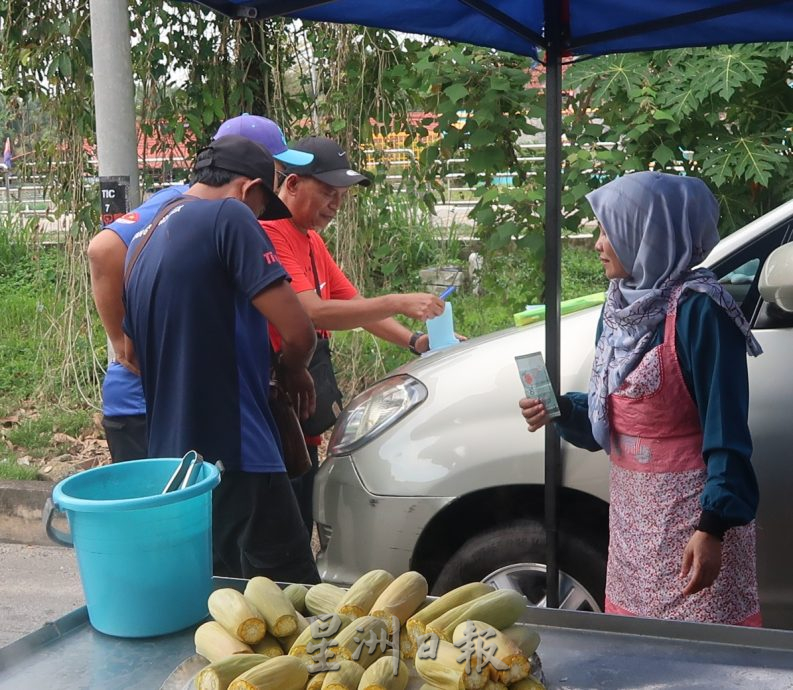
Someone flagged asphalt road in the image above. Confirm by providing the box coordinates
[0,543,84,649]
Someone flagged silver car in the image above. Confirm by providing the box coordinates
[314,198,793,631]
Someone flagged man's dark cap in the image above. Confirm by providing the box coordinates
[193,135,291,220]
[282,136,371,188]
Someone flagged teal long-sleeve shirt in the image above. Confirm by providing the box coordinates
[555,291,759,539]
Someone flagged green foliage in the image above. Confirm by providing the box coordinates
[0,286,47,406]
[390,42,546,255]
[453,242,606,336]
[0,222,54,405]
[0,460,39,481]
[562,244,608,299]
[358,193,463,293]
[564,44,793,232]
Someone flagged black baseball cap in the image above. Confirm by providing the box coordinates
[193,135,291,220]
[283,136,371,188]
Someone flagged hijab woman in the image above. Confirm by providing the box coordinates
[520,171,762,625]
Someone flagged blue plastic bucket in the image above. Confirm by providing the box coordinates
[45,458,220,638]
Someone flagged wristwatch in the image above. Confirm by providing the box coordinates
[408,331,425,356]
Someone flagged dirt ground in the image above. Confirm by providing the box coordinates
[1,410,111,484]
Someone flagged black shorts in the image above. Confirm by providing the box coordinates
[102,414,148,463]
[212,470,320,584]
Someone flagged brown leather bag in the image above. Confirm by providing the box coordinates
[269,381,312,479]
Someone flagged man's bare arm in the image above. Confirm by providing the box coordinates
[87,229,128,362]
[296,290,444,330]
[252,280,317,418]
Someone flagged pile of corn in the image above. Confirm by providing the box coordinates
[193,570,546,690]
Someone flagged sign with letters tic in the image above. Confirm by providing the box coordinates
[99,176,130,226]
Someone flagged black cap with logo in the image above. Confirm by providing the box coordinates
[283,136,372,188]
[193,135,291,220]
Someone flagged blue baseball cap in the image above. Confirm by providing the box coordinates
[213,114,313,167]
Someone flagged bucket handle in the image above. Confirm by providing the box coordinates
[43,497,73,547]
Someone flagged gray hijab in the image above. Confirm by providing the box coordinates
[585,172,762,452]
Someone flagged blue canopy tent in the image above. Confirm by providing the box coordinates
[182,0,793,607]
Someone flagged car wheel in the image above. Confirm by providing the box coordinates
[431,519,606,612]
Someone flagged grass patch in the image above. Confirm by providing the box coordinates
[0,219,103,468]
[0,288,49,403]
[4,408,95,458]
[563,243,608,299]
[0,459,40,481]
[0,223,61,406]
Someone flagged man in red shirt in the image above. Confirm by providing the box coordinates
[262,136,445,535]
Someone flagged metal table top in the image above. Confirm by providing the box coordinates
[1,593,792,689]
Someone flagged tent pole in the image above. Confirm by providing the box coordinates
[543,4,563,610]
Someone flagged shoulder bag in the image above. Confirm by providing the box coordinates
[269,369,312,478]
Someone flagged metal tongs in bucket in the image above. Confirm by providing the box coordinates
[162,450,204,494]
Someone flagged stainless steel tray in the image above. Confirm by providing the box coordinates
[2,584,792,689]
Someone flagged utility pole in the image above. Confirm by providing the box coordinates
[89,0,139,363]
[89,0,140,222]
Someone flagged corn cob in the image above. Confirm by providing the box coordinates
[195,621,253,663]
[414,639,488,690]
[481,681,508,690]
[227,655,308,690]
[195,653,272,690]
[406,583,493,646]
[279,611,311,652]
[305,583,347,616]
[307,672,328,690]
[336,570,395,618]
[499,625,541,658]
[370,571,428,631]
[320,659,365,690]
[398,625,416,661]
[509,678,546,690]
[357,655,409,690]
[208,588,267,645]
[283,583,309,614]
[334,615,390,669]
[250,633,284,658]
[426,590,527,642]
[244,577,299,638]
[452,621,529,685]
[288,613,352,658]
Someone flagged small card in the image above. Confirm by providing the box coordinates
[515,352,561,418]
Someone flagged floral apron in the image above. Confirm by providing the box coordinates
[604,287,761,625]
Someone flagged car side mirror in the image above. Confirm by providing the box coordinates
[759,243,793,313]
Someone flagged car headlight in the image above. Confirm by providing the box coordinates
[328,374,427,455]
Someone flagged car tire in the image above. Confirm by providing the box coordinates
[431,519,606,611]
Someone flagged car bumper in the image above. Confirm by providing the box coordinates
[313,454,453,586]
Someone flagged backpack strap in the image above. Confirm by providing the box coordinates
[124,195,196,286]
